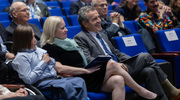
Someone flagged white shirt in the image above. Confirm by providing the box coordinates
[89,31,112,56]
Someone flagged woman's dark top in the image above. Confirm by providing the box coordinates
[115,6,141,21]
[43,43,106,92]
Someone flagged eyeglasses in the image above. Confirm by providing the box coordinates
[15,8,30,13]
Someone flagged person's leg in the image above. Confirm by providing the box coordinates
[138,67,168,100]
[124,53,180,98]
[136,29,156,54]
[102,60,157,99]
[101,75,125,100]
[0,62,8,84]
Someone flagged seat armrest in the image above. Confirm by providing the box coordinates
[163,51,180,54]
[2,84,25,90]
[151,52,180,58]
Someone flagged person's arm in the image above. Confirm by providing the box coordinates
[55,62,100,76]
[12,54,51,84]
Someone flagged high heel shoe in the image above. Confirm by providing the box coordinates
[151,94,164,100]
[140,94,164,100]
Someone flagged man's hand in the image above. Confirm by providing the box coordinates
[118,63,128,72]
[161,5,173,17]
[5,53,15,60]
[110,12,120,24]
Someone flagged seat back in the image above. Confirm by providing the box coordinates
[49,8,63,16]
[28,19,43,31]
[0,20,10,28]
[156,28,180,52]
[67,26,81,39]
[44,1,60,8]
[138,2,146,11]
[60,1,73,9]
[123,21,139,34]
[68,15,79,26]
[0,12,10,21]
[40,16,69,28]
[113,34,147,56]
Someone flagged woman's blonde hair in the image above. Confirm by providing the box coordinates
[40,16,63,47]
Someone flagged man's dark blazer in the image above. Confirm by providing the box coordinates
[70,0,90,15]
[74,30,131,63]
[101,16,131,40]
[5,21,42,41]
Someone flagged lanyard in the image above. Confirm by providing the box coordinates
[30,4,37,19]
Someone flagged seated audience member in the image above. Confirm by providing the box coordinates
[0,23,15,84]
[70,0,90,15]
[0,85,44,100]
[169,0,180,24]
[91,0,157,53]
[74,6,180,100]
[138,0,180,52]
[114,0,141,21]
[25,0,50,19]
[41,16,159,100]
[138,0,178,37]
[11,25,90,100]
[6,2,41,46]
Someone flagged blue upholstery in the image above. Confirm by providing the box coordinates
[156,28,180,52]
[0,12,10,21]
[67,15,79,26]
[49,8,63,16]
[28,19,43,30]
[112,34,166,63]
[44,1,60,8]
[67,26,81,39]
[40,16,69,27]
[63,8,70,16]
[122,21,139,34]
[156,28,180,88]
[0,5,8,12]
[60,1,73,9]
[138,2,146,11]
[0,20,10,28]
[114,0,121,3]
[0,0,10,6]
[113,34,147,56]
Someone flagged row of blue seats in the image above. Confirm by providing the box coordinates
[113,28,180,89]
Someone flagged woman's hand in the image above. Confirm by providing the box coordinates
[42,54,51,64]
[5,53,15,60]
[85,66,100,74]
[15,88,28,96]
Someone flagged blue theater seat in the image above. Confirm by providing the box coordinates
[156,28,180,88]
[67,26,81,39]
[122,21,139,34]
[67,15,79,26]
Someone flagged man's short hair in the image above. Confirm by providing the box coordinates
[91,0,97,7]
[78,6,96,30]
